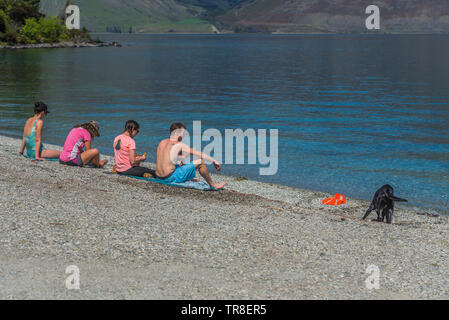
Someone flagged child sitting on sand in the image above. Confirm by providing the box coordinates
[113,120,155,177]
[19,102,60,161]
[59,120,107,168]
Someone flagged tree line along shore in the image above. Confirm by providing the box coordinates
[0,0,109,47]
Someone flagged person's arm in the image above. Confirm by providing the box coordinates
[137,153,146,162]
[130,149,146,164]
[129,148,137,165]
[179,143,221,171]
[19,136,25,155]
[35,120,45,161]
[128,136,145,165]
[85,140,92,150]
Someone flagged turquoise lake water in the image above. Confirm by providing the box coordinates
[0,34,448,212]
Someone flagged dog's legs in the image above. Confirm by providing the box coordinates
[362,202,375,220]
[386,208,393,224]
[377,209,384,222]
[370,210,382,222]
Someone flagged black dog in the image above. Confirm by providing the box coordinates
[362,184,407,224]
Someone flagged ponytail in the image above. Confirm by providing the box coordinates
[124,120,139,136]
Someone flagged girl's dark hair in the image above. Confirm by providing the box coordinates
[124,120,139,136]
[34,101,49,115]
[74,121,100,139]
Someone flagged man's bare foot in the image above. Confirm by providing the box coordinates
[211,181,227,190]
[190,178,200,182]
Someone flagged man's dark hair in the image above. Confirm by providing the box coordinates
[170,122,186,134]
[125,120,140,135]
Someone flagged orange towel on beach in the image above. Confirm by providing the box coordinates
[322,193,346,206]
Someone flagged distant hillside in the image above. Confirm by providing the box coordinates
[40,0,217,33]
[40,0,449,33]
[176,0,246,17]
[217,0,449,33]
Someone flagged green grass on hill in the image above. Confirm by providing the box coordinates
[138,18,214,33]
[40,0,215,33]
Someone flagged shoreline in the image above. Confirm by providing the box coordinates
[0,134,448,299]
[1,131,445,215]
[0,41,122,50]
[93,31,449,35]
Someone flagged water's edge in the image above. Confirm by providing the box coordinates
[3,133,447,216]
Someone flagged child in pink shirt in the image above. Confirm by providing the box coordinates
[60,121,107,168]
[113,120,155,177]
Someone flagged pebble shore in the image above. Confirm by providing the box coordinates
[0,135,447,299]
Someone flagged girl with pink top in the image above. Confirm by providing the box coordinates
[59,120,107,168]
[113,120,155,177]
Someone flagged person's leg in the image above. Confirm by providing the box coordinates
[41,149,60,159]
[192,159,226,189]
[192,159,212,185]
[136,167,155,177]
[118,166,155,177]
[81,149,107,168]
[81,148,99,166]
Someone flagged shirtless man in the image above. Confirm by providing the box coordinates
[155,123,227,190]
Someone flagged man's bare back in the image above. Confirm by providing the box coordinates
[155,138,179,178]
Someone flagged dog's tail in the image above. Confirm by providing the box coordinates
[389,195,407,202]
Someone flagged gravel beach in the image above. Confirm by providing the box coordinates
[0,135,447,299]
